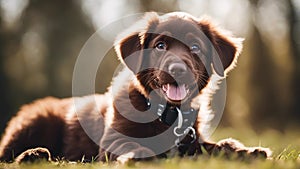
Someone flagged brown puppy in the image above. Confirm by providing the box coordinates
[0,12,271,163]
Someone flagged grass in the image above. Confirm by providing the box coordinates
[0,127,299,169]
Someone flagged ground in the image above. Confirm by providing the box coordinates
[0,127,299,169]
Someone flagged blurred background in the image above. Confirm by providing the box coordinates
[0,0,299,135]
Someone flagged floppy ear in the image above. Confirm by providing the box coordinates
[199,19,243,77]
[115,33,143,74]
[114,12,159,74]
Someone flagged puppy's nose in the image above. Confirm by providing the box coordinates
[168,63,187,77]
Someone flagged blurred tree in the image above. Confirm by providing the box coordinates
[140,0,179,13]
[0,5,13,133]
[242,0,290,130]
[236,0,298,130]
[288,0,300,124]
[0,0,94,133]
[247,24,281,129]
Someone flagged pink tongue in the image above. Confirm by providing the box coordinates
[162,84,187,101]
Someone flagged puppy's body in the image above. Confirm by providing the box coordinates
[0,12,271,163]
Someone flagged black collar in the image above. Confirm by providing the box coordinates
[147,99,199,147]
[147,99,199,129]
[146,98,200,147]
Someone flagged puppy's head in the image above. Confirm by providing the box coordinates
[115,12,243,105]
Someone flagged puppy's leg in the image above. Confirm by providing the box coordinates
[99,128,155,163]
[202,138,272,159]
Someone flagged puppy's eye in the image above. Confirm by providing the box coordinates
[190,44,201,54]
[155,41,167,51]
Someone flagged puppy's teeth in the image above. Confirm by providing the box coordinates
[162,84,168,92]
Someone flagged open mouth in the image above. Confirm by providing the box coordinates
[161,83,190,101]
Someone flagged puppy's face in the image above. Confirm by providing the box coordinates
[138,19,211,104]
[115,12,242,105]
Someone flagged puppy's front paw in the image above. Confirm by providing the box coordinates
[117,152,135,164]
[243,146,273,159]
[203,138,272,159]
[116,147,155,164]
